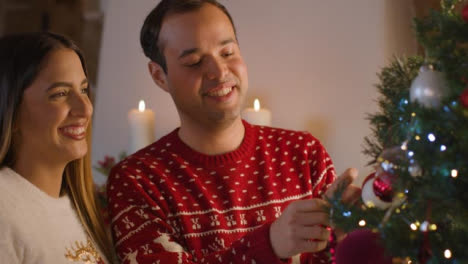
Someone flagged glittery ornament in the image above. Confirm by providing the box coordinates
[361,147,406,209]
[410,66,449,109]
[460,88,468,109]
[336,229,392,264]
[462,3,468,23]
[362,172,393,209]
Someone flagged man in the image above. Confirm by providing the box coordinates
[108,1,360,263]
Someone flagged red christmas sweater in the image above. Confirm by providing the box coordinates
[108,121,336,264]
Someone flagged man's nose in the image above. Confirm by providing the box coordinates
[205,57,228,81]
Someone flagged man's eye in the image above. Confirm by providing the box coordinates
[186,60,202,67]
[222,52,233,57]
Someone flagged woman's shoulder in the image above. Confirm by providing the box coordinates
[0,167,41,207]
[0,167,71,225]
[0,167,23,206]
[0,168,27,247]
[0,167,30,224]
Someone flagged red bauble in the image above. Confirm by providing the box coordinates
[373,170,395,202]
[463,4,468,23]
[335,229,392,264]
[461,88,468,108]
[361,170,396,209]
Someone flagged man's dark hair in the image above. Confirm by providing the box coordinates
[140,0,236,73]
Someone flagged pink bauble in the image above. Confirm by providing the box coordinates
[336,229,392,264]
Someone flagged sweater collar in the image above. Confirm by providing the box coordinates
[167,120,256,168]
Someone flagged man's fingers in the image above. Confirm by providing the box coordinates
[295,225,330,241]
[295,212,330,226]
[297,239,329,253]
[290,198,330,213]
[325,168,358,199]
[341,184,362,204]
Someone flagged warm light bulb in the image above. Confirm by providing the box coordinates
[451,169,458,178]
[358,220,366,227]
[444,249,452,259]
[253,99,260,111]
[401,142,408,151]
[410,223,418,231]
[138,100,146,112]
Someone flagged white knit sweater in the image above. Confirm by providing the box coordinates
[0,167,107,264]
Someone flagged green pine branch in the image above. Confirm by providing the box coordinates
[331,1,468,263]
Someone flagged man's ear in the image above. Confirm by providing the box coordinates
[148,61,169,92]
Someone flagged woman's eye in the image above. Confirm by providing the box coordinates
[81,87,89,94]
[50,91,68,99]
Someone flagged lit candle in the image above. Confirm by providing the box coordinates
[242,98,272,126]
[128,100,155,154]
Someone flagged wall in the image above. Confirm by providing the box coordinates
[92,0,417,184]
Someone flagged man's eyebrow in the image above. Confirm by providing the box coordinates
[220,38,235,46]
[178,48,199,59]
[178,38,237,60]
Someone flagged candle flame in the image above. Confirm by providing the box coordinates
[253,99,260,111]
[138,100,146,112]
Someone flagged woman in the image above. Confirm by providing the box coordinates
[0,32,114,263]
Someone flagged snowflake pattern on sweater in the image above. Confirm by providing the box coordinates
[108,121,336,264]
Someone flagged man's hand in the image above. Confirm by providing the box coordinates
[269,168,361,259]
[325,168,361,242]
[325,168,361,203]
[270,198,331,259]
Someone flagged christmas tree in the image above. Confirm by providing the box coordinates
[329,0,468,263]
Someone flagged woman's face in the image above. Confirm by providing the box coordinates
[14,48,93,165]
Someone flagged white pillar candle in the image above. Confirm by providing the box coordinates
[242,98,272,126]
[128,100,155,154]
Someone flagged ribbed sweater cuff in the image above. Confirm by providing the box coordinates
[247,222,291,264]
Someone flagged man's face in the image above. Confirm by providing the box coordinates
[156,3,248,127]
